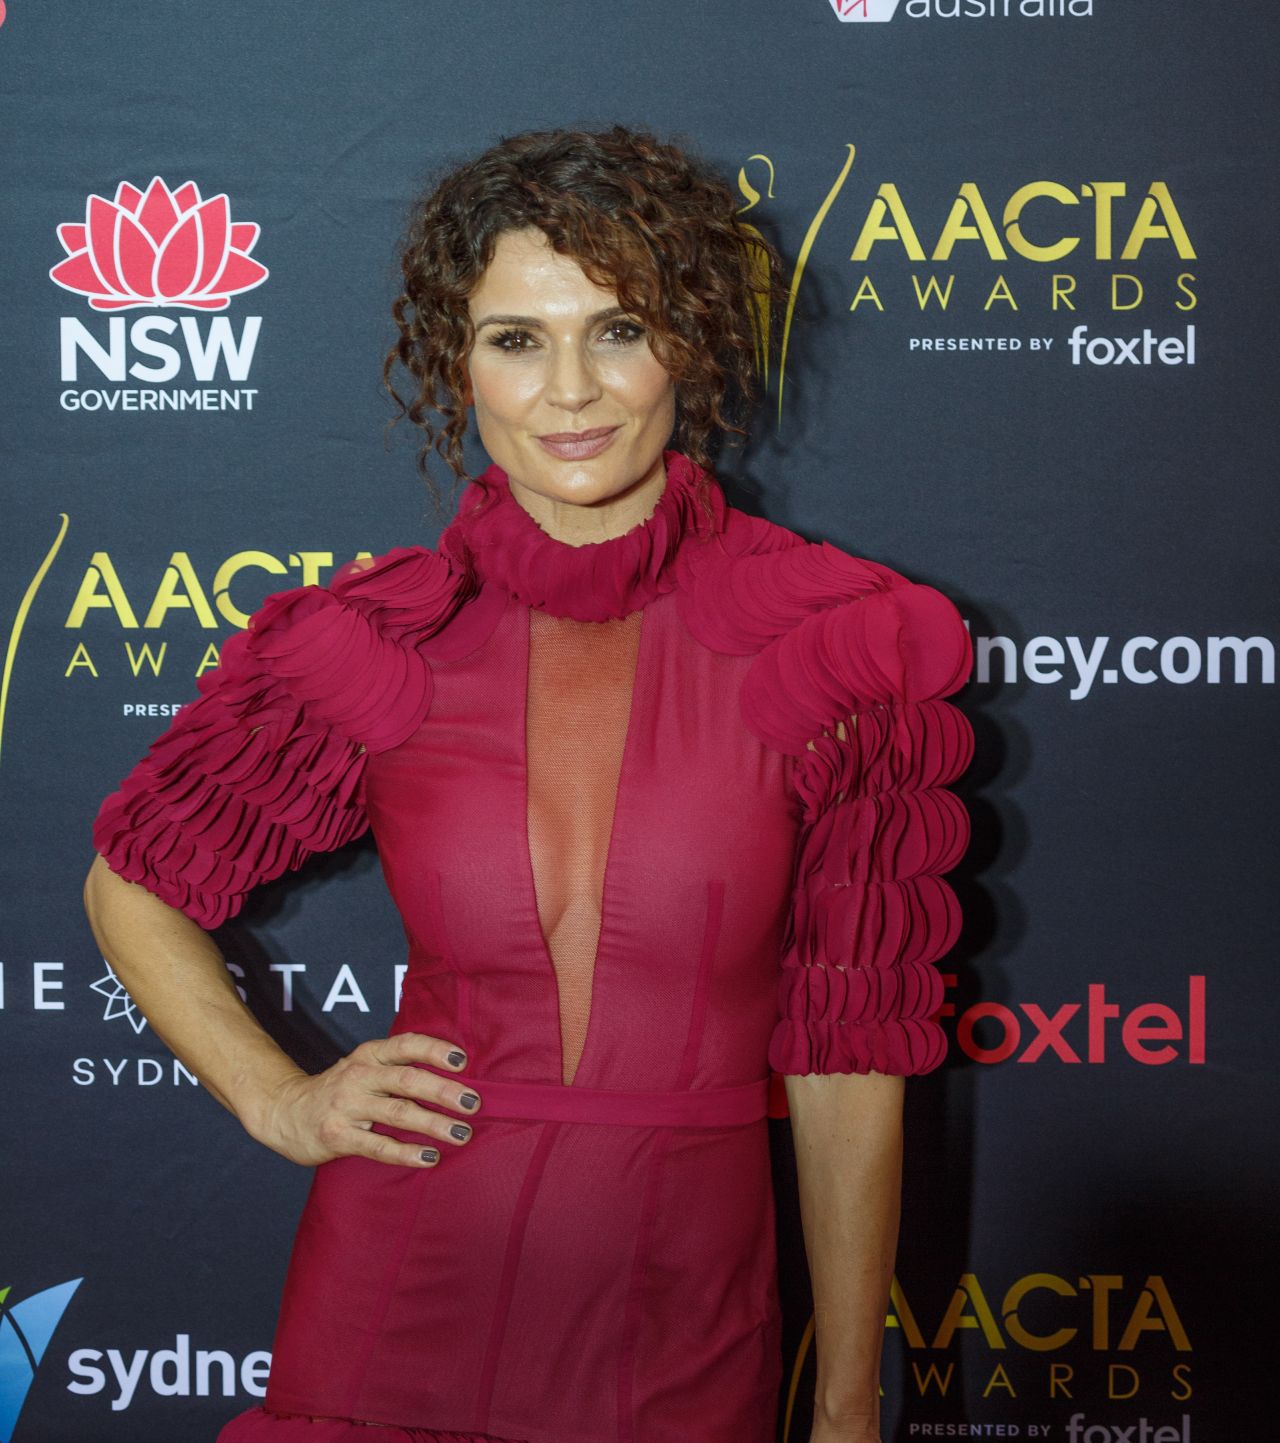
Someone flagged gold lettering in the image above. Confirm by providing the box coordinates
[911,274,955,310]
[142,553,217,629]
[1108,1363,1140,1400]
[910,1361,954,1396]
[65,553,139,629]
[849,275,885,312]
[1082,1274,1124,1349]
[125,641,167,678]
[1084,182,1128,261]
[933,184,1006,261]
[213,551,288,628]
[932,1274,1006,1350]
[984,275,1019,311]
[982,1363,1017,1398]
[1004,182,1080,262]
[64,642,99,677]
[886,1277,927,1348]
[851,183,926,262]
[1003,1273,1077,1352]
[1117,1276,1191,1352]
[1052,274,1079,311]
[1121,183,1196,261]
[1111,274,1144,311]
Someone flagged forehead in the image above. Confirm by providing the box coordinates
[468,228,618,316]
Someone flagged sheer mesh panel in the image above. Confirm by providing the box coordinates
[525,606,642,1086]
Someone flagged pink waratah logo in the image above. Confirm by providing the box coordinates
[829,0,901,20]
[49,176,268,311]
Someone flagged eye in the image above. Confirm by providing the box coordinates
[486,327,536,353]
[601,320,645,346]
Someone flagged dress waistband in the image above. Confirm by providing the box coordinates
[445,1073,770,1128]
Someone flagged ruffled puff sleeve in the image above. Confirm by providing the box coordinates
[91,547,474,930]
[744,557,975,1077]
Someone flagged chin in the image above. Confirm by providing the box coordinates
[518,446,655,506]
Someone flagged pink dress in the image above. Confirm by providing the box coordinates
[93,450,973,1442]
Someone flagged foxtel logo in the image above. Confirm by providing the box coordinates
[939,976,1206,1065]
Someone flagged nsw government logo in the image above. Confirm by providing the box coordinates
[50,176,266,414]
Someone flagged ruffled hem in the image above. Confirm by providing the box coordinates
[93,547,475,928]
[217,1406,525,1441]
[767,1015,948,1076]
[438,449,725,621]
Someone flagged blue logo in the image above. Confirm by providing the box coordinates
[0,1280,82,1442]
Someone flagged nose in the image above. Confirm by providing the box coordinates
[542,337,603,413]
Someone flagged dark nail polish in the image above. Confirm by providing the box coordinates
[459,1092,479,1110]
[419,1148,439,1164]
[450,1123,471,1141]
[446,1050,466,1067]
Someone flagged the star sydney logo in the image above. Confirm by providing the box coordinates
[0,1279,82,1441]
[90,962,148,1033]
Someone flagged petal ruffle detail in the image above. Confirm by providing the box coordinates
[218,1406,526,1441]
[93,548,474,928]
[741,582,973,757]
[678,540,899,655]
[716,542,976,1078]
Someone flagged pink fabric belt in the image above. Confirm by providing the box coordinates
[445,1073,770,1128]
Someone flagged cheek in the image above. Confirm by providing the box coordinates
[601,353,676,408]
[469,358,543,414]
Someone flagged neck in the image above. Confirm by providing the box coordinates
[505,450,669,547]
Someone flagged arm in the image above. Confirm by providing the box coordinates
[787,1068,902,1443]
[82,544,485,1168]
[83,853,306,1141]
[698,541,974,1441]
[83,852,482,1167]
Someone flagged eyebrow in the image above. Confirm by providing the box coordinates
[474,305,632,329]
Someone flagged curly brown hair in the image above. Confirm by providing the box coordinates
[381,123,792,518]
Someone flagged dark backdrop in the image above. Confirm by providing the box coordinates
[1,2,1275,1440]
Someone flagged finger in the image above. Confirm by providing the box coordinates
[370,1031,471,1074]
[375,1094,475,1146]
[385,1063,482,1118]
[340,1126,444,1169]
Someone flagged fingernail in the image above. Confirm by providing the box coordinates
[450,1123,471,1141]
[459,1092,480,1110]
[419,1148,440,1164]
[446,1050,466,1068]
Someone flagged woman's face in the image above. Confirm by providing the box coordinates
[463,226,676,519]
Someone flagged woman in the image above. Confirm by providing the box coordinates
[84,125,973,1443]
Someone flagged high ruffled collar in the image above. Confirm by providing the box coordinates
[438,448,726,621]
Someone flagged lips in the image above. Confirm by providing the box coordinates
[536,425,621,460]
[538,426,618,443]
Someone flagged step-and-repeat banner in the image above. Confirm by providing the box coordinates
[2,3,1274,1440]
